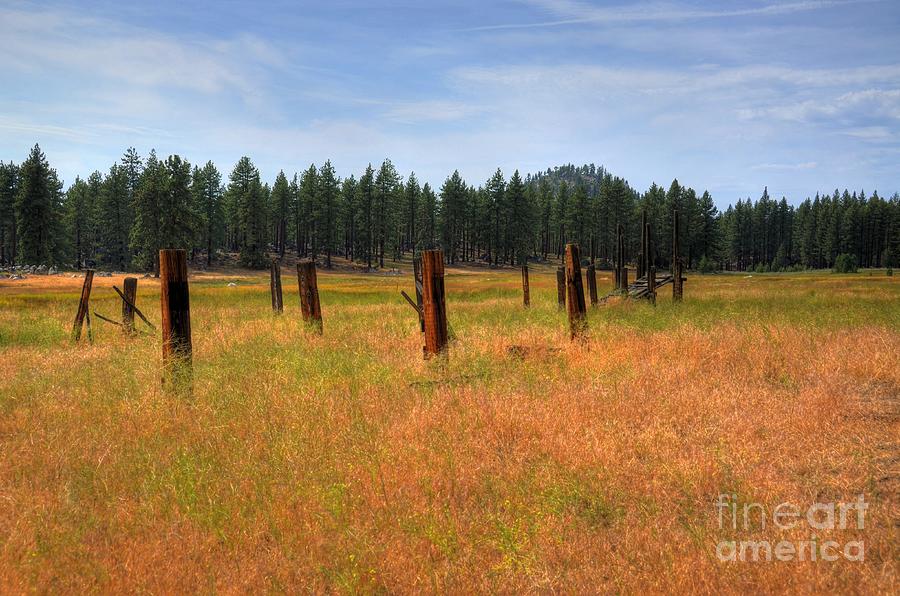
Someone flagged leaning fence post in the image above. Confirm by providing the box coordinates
[421,249,448,358]
[521,263,530,307]
[586,263,598,306]
[72,269,94,342]
[270,259,284,313]
[159,249,192,390]
[556,266,566,309]
[122,276,137,334]
[297,259,322,332]
[565,244,587,339]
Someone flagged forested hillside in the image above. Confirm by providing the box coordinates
[1,145,897,274]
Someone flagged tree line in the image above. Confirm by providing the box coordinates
[1,145,897,274]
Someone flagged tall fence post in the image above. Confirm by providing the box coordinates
[586,263,598,306]
[565,244,587,339]
[122,276,137,334]
[673,209,684,302]
[521,263,530,307]
[421,249,448,358]
[160,249,192,390]
[648,266,657,306]
[72,269,94,341]
[556,266,566,308]
[644,221,652,282]
[297,259,322,332]
[270,259,284,313]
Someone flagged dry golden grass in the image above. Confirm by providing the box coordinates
[0,265,897,593]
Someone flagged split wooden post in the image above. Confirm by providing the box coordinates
[521,263,530,307]
[122,276,137,334]
[72,269,94,342]
[565,244,587,339]
[673,209,684,302]
[297,259,322,332]
[648,266,657,306]
[421,249,448,358]
[556,266,566,308]
[270,259,284,313]
[159,249,192,389]
[413,256,425,331]
[586,263,598,306]
[643,221,652,281]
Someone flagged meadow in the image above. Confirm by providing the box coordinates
[0,265,897,593]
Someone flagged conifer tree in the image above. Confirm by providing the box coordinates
[15,144,65,265]
[227,157,268,269]
[0,161,19,265]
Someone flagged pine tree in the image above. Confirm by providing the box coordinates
[159,155,195,252]
[374,159,399,268]
[191,161,224,266]
[485,169,505,264]
[270,171,290,258]
[316,160,340,267]
[296,165,317,257]
[341,175,358,261]
[15,144,65,265]
[64,176,94,268]
[418,182,437,251]
[227,157,268,269]
[439,171,467,263]
[130,151,166,274]
[0,161,19,265]
[403,173,421,256]
[357,165,375,269]
[506,170,530,265]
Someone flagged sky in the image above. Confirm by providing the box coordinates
[1,0,899,207]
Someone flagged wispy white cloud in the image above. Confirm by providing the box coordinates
[752,161,818,171]
[465,0,880,31]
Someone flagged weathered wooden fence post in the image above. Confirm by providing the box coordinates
[586,263,598,306]
[643,221,652,281]
[648,265,657,306]
[122,276,137,334]
[421,249,448,358]
[556,266,566,308]
[565,244,587,339]
[160,249,192,389]
[521,263,530,307]
[72,269,94,342]
[297,259,322,332]
[673,209,684,302]
[270,259,284,313]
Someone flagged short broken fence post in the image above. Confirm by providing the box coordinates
[521,264,530,307]
[297,259,323,332]
[72,269,94,342]
[586,264,598,306]
[122,276,137,334]
[421,249,448,358]
[160,249,192,391]
[564,244,587,339]
[270,259,284,313]
[556,266,566,309]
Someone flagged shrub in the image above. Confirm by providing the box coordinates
[698,256,716,274]
[833,253,858,273]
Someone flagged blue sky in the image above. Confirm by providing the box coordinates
[1,0,898,207]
